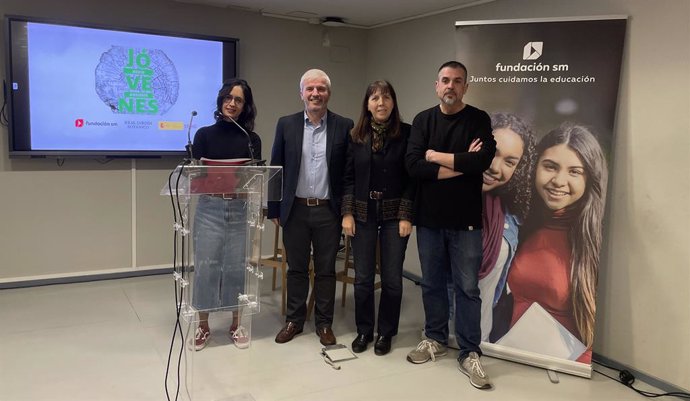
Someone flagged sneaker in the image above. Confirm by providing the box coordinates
[406,339,447,364]
[231,326,250,349]
[458,352,492,389]
[194,326,210,351]
[421,327,459,350]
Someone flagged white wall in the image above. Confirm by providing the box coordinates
[366,0,690,390]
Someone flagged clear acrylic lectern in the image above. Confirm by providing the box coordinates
[161,162,282,401]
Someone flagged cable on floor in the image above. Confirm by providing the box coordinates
[592,359,690,399]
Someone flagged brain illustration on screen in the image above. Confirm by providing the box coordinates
[95,46,179,115]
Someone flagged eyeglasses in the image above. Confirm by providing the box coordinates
[223,95,245,106]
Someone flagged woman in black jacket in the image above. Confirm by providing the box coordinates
[342,80,415,356]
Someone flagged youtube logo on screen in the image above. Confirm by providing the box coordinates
[75,118,84,128]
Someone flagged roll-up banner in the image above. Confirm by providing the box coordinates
[454,16,627,378]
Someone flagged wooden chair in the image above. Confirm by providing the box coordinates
[306,260,316,320]
[336,236,381,307]
[259,227,287,315]
[260,229,316,319]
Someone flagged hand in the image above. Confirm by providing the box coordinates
[342,214,356,237]
[425,149,436,163]
[399,220,412,237]
[468,138,482,152]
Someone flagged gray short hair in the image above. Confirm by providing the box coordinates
[299,69,331,91]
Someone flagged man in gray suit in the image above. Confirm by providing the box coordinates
[268,69,353,346]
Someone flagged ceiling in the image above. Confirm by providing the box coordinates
[174,0,497,28]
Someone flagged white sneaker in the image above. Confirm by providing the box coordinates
[459,352,492,389]
[231,326,250,349]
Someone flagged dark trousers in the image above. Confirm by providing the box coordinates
[417,226,483,361]
[282,203,341,328]
[351,218,409,337]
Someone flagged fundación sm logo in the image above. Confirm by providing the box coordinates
[523,42,543,60]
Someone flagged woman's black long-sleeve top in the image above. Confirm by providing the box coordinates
[341,122,415,223]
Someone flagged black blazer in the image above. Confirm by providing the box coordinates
[342,123,415,223]
[267,110,353,225]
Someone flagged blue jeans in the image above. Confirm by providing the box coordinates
[417,226,483,360]
[352,219,409,337]
[192,196,247,311]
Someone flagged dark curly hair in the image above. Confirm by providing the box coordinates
[489,112,537,221]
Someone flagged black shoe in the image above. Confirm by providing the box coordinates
[351,333,373,353]
[374,335,392,356]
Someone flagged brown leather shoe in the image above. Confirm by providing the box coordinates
[275,322,303,344]
[316,326,336,346]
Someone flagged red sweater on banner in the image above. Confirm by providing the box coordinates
[508,221,592,363]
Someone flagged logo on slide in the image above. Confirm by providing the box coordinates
[95,46,179,116]
[158,121,184,130]
[75,118,84,128]
[523,42,543,60]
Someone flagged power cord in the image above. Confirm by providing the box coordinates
[1,80,9,127]
[593,359,690,399]
[164,159,193,401]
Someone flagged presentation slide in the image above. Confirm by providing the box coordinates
[25,22,223,151]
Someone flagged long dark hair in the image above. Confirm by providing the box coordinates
[489,113,537,221]
[350,80,402,144]
[531,122,608,348]
[214,78,257,132]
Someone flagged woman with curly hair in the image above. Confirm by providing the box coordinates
[477,113,537,342]
[507,122,607,363]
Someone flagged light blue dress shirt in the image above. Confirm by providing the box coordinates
[295,112,330,199]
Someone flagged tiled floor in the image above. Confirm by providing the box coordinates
[0,273,654,401]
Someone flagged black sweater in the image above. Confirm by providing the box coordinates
[405,104,495,229]
[342,123,415,223]
[192,119,261,160]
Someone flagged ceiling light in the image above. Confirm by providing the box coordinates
[321,17,346,27]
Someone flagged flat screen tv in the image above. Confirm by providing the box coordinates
[4,15,238,158]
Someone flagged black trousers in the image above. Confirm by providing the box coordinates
[351,217,408,337]
[282,203,341,328]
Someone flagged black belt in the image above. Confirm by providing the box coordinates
[369,191,384,200]
[295,197,329,206]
